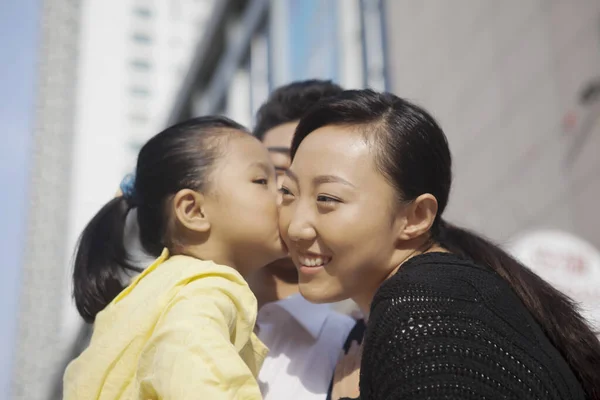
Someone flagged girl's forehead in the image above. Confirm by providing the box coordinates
[221,134,272,165]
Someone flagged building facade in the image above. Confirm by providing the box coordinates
[168,0,388,127]
[11,0,82,398]
[13,1,214,398]
[384,0,600,248]
[169,0,600,251]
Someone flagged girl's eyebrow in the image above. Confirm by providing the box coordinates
[250,161,274,173]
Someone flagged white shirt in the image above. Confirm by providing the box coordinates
[256,294,355,400]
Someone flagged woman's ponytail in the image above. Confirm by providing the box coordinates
[436,219,600,399]
[72,196,142,323]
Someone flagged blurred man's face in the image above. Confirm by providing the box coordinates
[261,121,297,275]
[262,121,297,182]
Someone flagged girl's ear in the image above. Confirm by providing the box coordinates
[173,189,211,233]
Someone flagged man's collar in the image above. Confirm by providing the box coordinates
[261,294,333,339]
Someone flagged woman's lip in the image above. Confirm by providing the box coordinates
[297,254,332,266]
[297,251,330,258]
[298,265,324,275]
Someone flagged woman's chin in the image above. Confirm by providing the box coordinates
[299,283,347,304]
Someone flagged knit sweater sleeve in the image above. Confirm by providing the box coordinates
[359,296,497,400]
[357,255,585,400]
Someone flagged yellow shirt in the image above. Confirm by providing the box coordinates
[63,249,268,400]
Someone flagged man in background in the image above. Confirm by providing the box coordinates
[248,80,363,400]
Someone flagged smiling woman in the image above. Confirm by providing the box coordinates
[278,89,600,400]
[279,124,406,311]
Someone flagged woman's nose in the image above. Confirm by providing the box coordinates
[287,212,317,243]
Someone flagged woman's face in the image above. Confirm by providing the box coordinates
[279,125,406,307]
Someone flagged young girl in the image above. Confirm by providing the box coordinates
[63,116,285,399]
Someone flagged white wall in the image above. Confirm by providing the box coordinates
[384,0,600,247]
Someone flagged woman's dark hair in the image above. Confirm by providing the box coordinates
[73,116,248,323]
[292,89,600,398]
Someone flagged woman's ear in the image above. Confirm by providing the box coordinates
[173,189,211,233]
[397,194,438,240]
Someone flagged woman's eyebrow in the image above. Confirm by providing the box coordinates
[313,174,356,188]
[267,146,290,154]
[285,168,299,183]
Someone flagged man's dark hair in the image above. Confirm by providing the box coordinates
[253,79,343,140]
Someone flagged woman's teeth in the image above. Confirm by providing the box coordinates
[298,255,330,267]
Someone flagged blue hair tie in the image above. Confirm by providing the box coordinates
[120,173,137,203]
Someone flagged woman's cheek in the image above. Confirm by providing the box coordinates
[278,208,291,240]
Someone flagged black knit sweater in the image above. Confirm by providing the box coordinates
[352,252,586,400]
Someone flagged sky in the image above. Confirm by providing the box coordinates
[0,0,40,393]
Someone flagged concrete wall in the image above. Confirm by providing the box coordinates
[384,0,600,248]
[11,0,81,398]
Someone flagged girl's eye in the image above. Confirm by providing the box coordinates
[253,178,268,185]
[317,195,341,203]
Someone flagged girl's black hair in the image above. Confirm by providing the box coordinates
[73,116,248,323]
[292,89,600,398]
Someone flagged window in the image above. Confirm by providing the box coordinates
[133,7,152,18]
[131,59,152,70]
[132,33,152,44]
[130,86,150,97]
[169,36,183,48]
[129,113,148,124]
[169,1,182,20]
[128,140,144,153]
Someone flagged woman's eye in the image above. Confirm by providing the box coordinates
[279,186,293,196]
[253,178,268,185]
[317,195,340,203]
